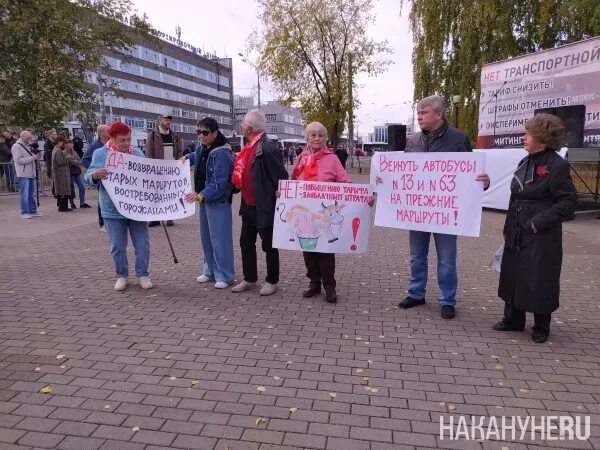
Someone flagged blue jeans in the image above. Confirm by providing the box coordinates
[18,177,37,215]
[104,218,150,278]
[408,231,457,306]
[71,174,85,204]
[199,201,234,284]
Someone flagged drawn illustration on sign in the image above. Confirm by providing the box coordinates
[276,201,346,250]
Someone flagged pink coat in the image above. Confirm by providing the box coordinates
[293,148,351,183]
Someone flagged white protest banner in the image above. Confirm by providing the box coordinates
[370,151,404,189]
[374,152,486,237]
[102,151,195,221]
[273,180,372,254]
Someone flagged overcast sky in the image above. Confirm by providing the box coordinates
[131,0,415,138]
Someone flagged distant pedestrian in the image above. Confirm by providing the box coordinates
[52,136,73,212]
[144,112,183,227]
[335,147,348,169]
[43,129,57,178]
[83,124,110,231]
[64,138,90,209]
[84,121,153,292]
[72,134,84,158]
[288,146,295,166]
[0,134,16,192]
[231,109,288,296]
[11,131,44,219]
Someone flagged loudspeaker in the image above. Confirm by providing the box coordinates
[534,105,585,148]
[388,124,407,151]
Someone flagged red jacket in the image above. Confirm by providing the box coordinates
[292,148,351,183]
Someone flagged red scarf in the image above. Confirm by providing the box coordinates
[292,148,327,181]
[232,132,264,188]
[107,140,133,154]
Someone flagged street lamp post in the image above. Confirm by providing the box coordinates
[239,53,261,109]
[452,95,461,128]
[103,92,115,123]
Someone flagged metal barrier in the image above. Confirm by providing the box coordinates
[0,161,53,196]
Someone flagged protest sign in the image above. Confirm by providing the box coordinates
[273,180,372,254]
[102,152,195,221]
[374,152,486,237]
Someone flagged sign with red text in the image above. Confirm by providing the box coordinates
[102,152,195,221]
[374,152,486,237]
[477,36,600,148]
[272,180,373,253]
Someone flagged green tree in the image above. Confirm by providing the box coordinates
[403,0,600,141]
[0,0,155,131]
[251,0,392,148]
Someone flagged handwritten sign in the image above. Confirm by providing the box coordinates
[374,152,486,237]
[102,152,195,221]
[272,180,373,253]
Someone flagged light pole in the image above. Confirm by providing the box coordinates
[401,101,416,133]
[452,95,461,128]
[239,52,261,109]
[103,92,116,123]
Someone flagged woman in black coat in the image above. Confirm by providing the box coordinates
[493,113,577,343]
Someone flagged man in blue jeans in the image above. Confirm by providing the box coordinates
[402,95,490,319]
[11,131,45,219]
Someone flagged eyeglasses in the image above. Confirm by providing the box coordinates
[196,130,211,136]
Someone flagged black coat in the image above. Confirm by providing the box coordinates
[498,149,577,314]
[240,134,289,228]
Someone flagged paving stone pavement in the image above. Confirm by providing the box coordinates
[1,173,599,450]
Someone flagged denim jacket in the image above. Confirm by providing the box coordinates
[188,143,234,204]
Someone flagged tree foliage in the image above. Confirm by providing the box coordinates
[251,0,392,148]
[403,0,600,141]
[0,0,155,131]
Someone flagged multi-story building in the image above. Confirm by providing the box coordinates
[233,97,304,141]
[88,30,234,148]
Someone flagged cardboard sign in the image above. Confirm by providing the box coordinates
[374,152,486,237]
[102,152,195,221]
[273,180,372,253]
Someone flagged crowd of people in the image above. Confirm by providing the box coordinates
[6,95,578,344]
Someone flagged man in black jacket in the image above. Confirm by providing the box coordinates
[231,110,289,296]
[401,95,489,320]
[43,128,57,178]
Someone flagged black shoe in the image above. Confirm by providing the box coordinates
[325,290,337,304]
[441,305,456,319]
[167,220,174,227]
[70,204,77,209]
[532,330,548,343]
[302,284,321,298]
[492,320,525,332]
[149,221,160,227]
[398,296,425,309]
[80,203,92,208]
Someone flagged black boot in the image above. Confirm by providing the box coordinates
[325,288,337,304]
[492,319,525,332]
[303,281,321,298]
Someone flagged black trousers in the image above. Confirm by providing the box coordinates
[240,204,279,284]
[303,252,336,292]
[503,302,551,334]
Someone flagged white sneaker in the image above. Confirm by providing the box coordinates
[100,226,106,233]
[231,281,257,293]
[30,212,45,218]
[114,277,127,291]
[214,281,230,289]
[260,282,278,296]
[21,214,32,219]
[196,274,214,283]
[138,277,153,290]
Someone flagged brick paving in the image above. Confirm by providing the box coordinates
[0,173,599,450]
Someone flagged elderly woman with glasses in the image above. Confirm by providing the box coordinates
[183,118,235,289]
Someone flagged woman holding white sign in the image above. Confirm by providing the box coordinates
[183,118,235,289]
[84,122,153,292]
[291,122,353,304]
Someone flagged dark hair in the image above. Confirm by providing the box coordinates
[526,113,566,150]
[108,121,132,138]
[54,135,68,145]
[197,117,219,132]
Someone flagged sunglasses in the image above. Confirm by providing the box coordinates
[196,129,211,136]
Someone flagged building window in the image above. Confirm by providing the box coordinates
[267,126,278,133]
[265,114,277,123]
